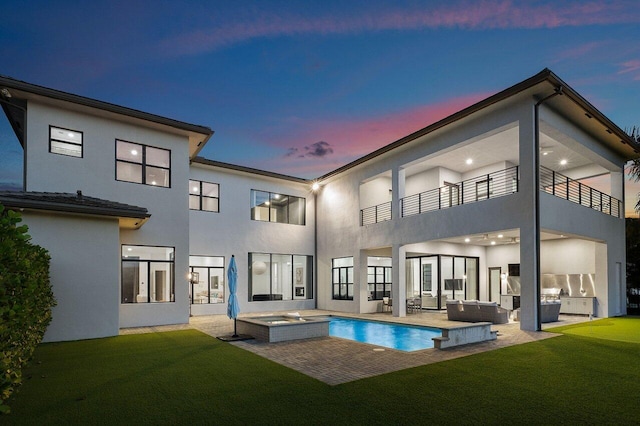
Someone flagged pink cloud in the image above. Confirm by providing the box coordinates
[554,41,610,62]
[243,93,489,178]
[618,60,640,80]
[160,1,640,56]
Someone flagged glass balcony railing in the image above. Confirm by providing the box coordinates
[539,166,622,218]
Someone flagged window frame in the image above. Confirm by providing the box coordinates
[332,257,354,300]
[189,180,220,212]
[115,139,171,188]
[248,252,313,301]
[189,255,225,304]
[368,259,392,301]
[49,125,83,158]
[250,189,306,225]
[121,244,175,304]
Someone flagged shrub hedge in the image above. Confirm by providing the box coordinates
[0,204,55,414]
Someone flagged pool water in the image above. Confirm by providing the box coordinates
[328,317,440,352]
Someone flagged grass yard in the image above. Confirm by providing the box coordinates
[4,318,640,425]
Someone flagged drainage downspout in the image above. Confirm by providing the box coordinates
[533,85,563,331]
[314,189,318,309]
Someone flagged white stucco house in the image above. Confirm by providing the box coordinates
[0,69,637,342]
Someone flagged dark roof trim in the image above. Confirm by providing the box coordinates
[192,157,311,184]
[0,191,150,219]
[317,68,639,181]
[0,75,213,137]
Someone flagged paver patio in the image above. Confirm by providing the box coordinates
[121,310,589,385]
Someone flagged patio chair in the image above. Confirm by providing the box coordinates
[413,297,422,313]
[382,297,391,312]
[406,298,415,313]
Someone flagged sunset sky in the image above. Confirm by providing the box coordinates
[1,1,639,215]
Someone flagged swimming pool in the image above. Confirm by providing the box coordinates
[328,317,441,352]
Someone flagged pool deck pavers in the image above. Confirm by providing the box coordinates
[121,310,589,386]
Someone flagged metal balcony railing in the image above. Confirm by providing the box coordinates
[401,166,519,217]
[360,201,392,226]
[539,166,622,218]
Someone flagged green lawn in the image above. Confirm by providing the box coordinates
[547,316,640,343]
[4,318,640,425]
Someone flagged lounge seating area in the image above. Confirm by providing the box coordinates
[423,294,448,309]
[446,300,509,324]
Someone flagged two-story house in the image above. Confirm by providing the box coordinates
[0,68,637,341]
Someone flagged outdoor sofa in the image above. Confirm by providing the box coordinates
[540,300,561,323]
[446,300,509,324]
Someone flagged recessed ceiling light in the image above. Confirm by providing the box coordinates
[560,159,567,165]
[151,181,157,185]
[127,247,132,251]
[542,151,549,156]
[498,234,503,238]
[466,158,473,165]
[491,241,496,245]
[464,238,470,243]
[131,149,138,156]
[68,132,74,138]
[192,186,199,192]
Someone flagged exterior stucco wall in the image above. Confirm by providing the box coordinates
[22,211,120,342]
[317,97,528,313]
[188,164,316,315]
[317,91,627,328]
[25,100,191,328]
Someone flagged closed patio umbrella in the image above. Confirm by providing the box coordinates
[227,255,240,337]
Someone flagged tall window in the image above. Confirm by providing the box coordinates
[121,245,174,303]
[189,256,225,304]
[116,140,171,187]
[250,190,305,225]
[332,257,354,300]
[249,253,312,301]
[189,180,219,212]
[368,257,392,300]
[50,126,83,158]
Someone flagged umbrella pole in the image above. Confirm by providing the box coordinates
[233,318,238,338]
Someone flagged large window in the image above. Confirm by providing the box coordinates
[332,257,354,300]
[50,126,83,158]
[249,253,312,301]
[250,190,305,225]
[368,257,392,300]
[121,245,174,303]
[189,180,219,212]
[116,140,171,187]
[189,256,225,304]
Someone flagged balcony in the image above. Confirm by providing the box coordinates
[360,201,392,226]
[401,166,519,217]
[539,166,621,218]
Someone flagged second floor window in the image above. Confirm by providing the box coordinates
[189,180,219,212]
[250,190,305,225]
[50,126,83,158]
[116,140,170,187]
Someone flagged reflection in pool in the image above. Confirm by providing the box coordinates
[329,317,441,352]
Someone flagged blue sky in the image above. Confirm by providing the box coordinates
[1,0,639,214]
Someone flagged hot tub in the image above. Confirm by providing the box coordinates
[237,314,330,342]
